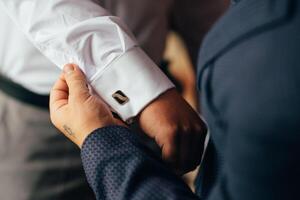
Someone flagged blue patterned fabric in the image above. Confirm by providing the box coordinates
[81,126,199,200]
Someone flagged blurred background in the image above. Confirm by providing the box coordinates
[0,0,230,199]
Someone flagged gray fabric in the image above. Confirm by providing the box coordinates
[98,0,227,66]
[0,90,94,200]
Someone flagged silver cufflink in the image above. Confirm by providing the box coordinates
[112,90,129,105]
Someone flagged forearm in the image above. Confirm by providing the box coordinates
[81,126,200,200]
[0,0,174,121]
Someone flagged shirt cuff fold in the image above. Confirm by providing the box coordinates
[89,47,174,122]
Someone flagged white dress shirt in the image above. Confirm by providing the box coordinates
[0,0,174,121]
[0,0,227,121]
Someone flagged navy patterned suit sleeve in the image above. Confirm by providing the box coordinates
[81,126,200,200]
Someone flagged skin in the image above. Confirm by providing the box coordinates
[49,64,117,147]
[50,64,207,174]
[138,89,207,174]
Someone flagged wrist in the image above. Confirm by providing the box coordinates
[79,120,116,147]
[138,88,178,122]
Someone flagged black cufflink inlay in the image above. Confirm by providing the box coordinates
[112,90,129,105]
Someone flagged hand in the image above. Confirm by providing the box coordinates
[138,89,207,174]
[49,64,117,147]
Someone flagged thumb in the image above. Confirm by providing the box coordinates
[63,64,90,100]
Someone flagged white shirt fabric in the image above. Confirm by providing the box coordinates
[0,0,174,121]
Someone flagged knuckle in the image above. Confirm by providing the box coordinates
[194,121,207,135]
[182,124,192,134]
[71,78,84,87]
[165,124,180,136]
[49,115,58,128]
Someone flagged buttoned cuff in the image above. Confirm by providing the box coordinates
[89,47,174,122]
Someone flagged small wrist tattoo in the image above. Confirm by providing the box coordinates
[63,125,77,138]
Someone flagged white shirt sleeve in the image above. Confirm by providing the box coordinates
[0,0,174,121]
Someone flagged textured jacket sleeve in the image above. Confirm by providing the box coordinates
[81,126,200,200]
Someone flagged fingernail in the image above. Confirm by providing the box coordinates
[64,64,75,74]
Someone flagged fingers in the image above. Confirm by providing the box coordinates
[63,64,90,101]
[49,74,68,111]
[178,129,202,174]
[160,131,180,172]
[177,120,206,174]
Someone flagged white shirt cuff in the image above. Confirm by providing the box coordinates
[90,47,175,122]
